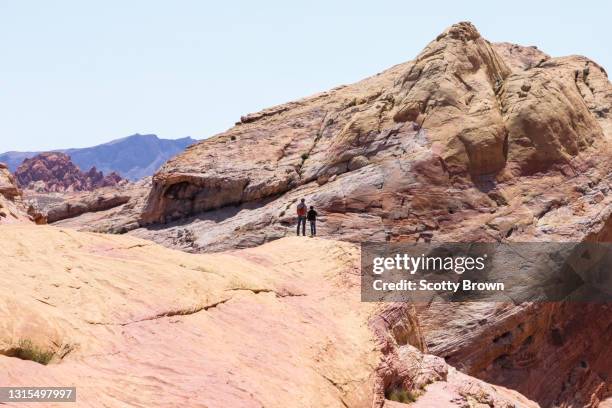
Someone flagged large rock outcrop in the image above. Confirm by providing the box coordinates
[0,163,20,200]
[0,225,539,408]
[44,23,611,252]
[87,21,612,253]
[26,177,151,226]
[0,163,38,224]
[15,152,123,193]
[24,22,612,406]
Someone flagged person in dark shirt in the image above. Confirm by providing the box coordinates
[306,206,317,237]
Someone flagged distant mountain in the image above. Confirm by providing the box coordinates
[15,152,123,192]
[0,134,197,181]
[0,151,35,173]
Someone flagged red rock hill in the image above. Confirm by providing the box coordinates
[15,152,123,192]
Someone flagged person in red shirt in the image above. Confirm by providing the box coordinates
[296,198,307,236]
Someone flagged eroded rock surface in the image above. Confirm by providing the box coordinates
[0,163,36,224]
[11,21,611,407]
[43,23,612,254]
[0,163,20,200]
[124,22,610,407]
[0,226,536,407]
[109,22,611,253]
[28,177,151,229]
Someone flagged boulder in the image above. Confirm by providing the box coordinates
[0,162,33,224]
[0,163,20,199]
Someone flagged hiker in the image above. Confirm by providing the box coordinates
[296,198,307,236]
[307,206,317,237]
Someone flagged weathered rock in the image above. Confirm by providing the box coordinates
[22,22,612,406]
[30,177,152,231]
[0,163,20,199]
[45,192,130,223]
[0,226,537,407]
[492,42,550,72]
[415,300,612,407]
[112,22,611,255]
[53,23,612,253]
[348,155,370,171]
[15,152,123,192]
[0,162,35,224]
[500,57,605,175]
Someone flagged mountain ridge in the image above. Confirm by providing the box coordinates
[14,152,124,192]
[0,134,197,181]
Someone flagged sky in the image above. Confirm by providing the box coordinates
[0,0,610,152]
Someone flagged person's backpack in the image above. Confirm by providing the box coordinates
[297,203,306,216]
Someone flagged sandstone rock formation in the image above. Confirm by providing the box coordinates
[27,177,151,227]
[99,21,612,254]
[0,163,20,200]
[0,226,537,407]
[15,152,123,192]
[13,22,611,407]
[0,162,38,224]
[40,22,612,253]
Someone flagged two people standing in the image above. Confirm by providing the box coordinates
[296,198,317,237]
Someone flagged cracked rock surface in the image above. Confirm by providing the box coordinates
[0,226,536,407]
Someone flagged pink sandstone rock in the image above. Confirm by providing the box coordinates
[0,226,538,407]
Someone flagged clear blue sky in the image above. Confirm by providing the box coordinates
[1,0,610,152]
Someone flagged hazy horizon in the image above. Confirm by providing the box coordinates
[2,0,610,152]
[0,133,197,154]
